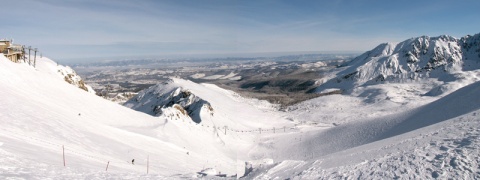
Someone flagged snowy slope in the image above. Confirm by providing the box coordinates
[0,55,257,178]
[248,80,480,179]
[316,33,480,95]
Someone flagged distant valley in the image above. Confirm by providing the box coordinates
[73,53,355,105]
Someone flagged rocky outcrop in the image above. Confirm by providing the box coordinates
[56,65,95,93]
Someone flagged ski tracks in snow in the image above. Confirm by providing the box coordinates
[280,113,480,179]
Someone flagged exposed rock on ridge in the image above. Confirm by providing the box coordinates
[124,79,214,123]
[316,33,480,93]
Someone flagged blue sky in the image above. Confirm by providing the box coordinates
[2,0,480,62]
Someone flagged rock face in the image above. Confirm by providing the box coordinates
[31,56,96,94]
[124,79,214,123]
[316,33,480,92]
[57,66,94,93]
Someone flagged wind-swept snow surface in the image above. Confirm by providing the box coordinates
[252,113,480,179]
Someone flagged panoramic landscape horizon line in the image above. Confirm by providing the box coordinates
[59,50,363,64]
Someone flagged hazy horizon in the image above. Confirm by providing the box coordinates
[60,50,363,64]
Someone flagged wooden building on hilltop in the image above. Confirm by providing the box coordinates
[0,39,24,63]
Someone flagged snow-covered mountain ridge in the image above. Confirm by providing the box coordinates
[124,79,214,123]
[316,33,480,94]
[0,54,94,93]
[124,78,291,129]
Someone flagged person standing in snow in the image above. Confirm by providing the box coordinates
[132,159,134,165]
